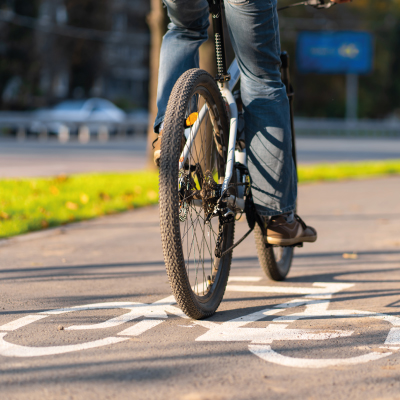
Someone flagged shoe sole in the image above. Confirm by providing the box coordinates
[266,235,317,246]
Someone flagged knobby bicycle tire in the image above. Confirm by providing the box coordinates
[254,222,294,281]
[159,68,234,319]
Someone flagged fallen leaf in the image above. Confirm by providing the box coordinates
[55,174,68,183]
[50,186,59,195]
[65,201,78,210]
[123,193,134,201]
[80,193,89,204]
[343,253,358,260]
[0,211,10,220]
[99,192,110,201]
[147,190,157,200]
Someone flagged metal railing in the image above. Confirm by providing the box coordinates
[0,111,148,143]
[295,118,400,137]
[1,112,399,142]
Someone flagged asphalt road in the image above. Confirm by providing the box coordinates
[0,136,399,177]
[1,177,400,400]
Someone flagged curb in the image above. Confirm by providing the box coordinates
[0,226,67,248]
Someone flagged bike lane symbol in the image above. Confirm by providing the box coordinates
[1,280,399,367]
[0,296,187,358]
[195,282,400,368]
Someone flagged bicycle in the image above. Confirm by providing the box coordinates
[159,0,336,319]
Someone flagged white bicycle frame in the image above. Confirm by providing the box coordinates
[178,59,242,194]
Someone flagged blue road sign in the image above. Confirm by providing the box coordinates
[297,31,373,74]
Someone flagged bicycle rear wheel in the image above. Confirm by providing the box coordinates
[254,223,294,281]
[159,69,234,319]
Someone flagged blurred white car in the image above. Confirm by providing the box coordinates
[31,98,126,134]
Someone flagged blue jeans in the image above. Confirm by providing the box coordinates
[155,0,297,216]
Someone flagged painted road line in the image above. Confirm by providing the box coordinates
[1,280,399,366]
[195,299,354,344]
[153,295,176,304]
[118,319,165,336]
[271,300,400,331]
[384,328,400,345]
[39,302,140,315]
[195,308,283,331]
[226,282,354,298]
[65,304,170,331]
[197,279,400,368]
[57,297,186,331]
[228,277,263,282]
[150,295,189,319]
[196,322,353,344]
[66,309,146,330]
[0,332,129,358]
[0,315,47,331]
[0,296,184,358]
[249,345,392,368]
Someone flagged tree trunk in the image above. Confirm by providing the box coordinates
[146,0,167,170]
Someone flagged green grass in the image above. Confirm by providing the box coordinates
[1,159,400,239]
[298,159,400,183]
[0,172,159,239]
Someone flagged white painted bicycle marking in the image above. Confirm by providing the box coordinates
[226,282,354,298]
[0,333,128,358]
[228,276,263,282]
[118,319,165,336]
[1,277,399,367]
[0,296,187,358]
[248,345,391,368]
[197,280,400,368]
[0,315,47,331]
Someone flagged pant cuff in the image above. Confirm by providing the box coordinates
[255,204,296,218]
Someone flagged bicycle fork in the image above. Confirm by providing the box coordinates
[179,0,248,215]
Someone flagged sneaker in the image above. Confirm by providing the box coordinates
[265,213,317,246]
[152,131,162,167]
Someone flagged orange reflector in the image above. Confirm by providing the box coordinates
[185,112,199,127]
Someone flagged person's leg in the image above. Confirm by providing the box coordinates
[224,0,297,217]
[154,0,210,132]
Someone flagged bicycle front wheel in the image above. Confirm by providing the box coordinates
[159,69,234,319]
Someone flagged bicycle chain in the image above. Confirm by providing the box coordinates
[214,214,235,258]
[214,223,224,258]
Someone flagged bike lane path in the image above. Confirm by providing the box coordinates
[0,177,400,400]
